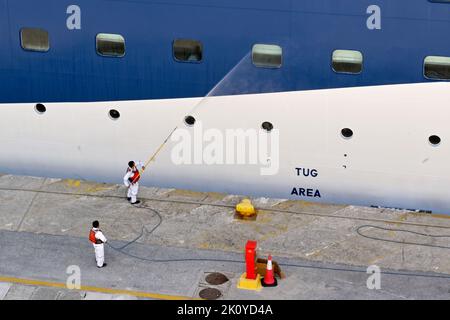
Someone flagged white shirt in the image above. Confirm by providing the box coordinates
[93,228,107,244]
[123,161,144,187]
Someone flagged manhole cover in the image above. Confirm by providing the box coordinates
[199,288,222,300]
[205,272,229,285]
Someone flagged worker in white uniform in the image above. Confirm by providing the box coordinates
[89,220,108,268]
[124,160,145,205]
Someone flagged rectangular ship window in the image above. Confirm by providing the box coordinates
[20,28,49,52]
[252,44,282,68]
[424,56,450,80]
[332,50,363,74]
[428,1,450,3]
[173,39,203,62]
[96,33,125,57]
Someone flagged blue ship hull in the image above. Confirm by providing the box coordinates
[0,0,449,103]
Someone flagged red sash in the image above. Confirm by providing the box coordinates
[127,168,140,184]
[89,229,102,244]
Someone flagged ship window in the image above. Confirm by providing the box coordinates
[428,1,450,3]
[96,33,125,57]
[20,28,49,52]
[252,44,282,68]
[173,39,203,62]
[424,56,450,80]
[332,50,363,74]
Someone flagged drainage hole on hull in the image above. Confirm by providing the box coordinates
[184,115,196,126]
[341,128,353,139]
[262,121,274,132]
[429,135,441,146]
[109,109,120,120]
[35,103,46,114]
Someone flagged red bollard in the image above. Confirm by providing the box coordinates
[237,240,262,291]
[245,240,257,280]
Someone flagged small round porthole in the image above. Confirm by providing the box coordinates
[341,128,354,139]
[109,109,120,120]
[184,115,196,126]
[35,103,46,114]
[429,135,441,146]
[262,122,274,132]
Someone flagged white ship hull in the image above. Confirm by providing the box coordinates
[1,82,449,213]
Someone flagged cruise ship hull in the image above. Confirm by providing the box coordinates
[1,82,449,213]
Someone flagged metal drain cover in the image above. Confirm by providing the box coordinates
[199,288,222,300]
[205,272,229,285]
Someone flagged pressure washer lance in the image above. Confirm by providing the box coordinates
[141,126,178,173]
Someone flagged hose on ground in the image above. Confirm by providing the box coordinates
[105,202,450,280]
[1,184,449,279]
[356,225,450,250]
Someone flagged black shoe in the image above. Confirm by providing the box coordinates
[97,263,107,268]
[131,200,141,205]
[127,197,131,201]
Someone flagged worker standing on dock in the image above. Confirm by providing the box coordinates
[124,160,145,205]
[89,220,108,268]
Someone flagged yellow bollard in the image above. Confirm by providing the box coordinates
[236,199,256,218]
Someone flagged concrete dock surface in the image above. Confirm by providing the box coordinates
[0,173,450,300]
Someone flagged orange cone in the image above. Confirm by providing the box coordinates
[262,255,277,287]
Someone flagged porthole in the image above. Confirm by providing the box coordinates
[173,39,203,62]
[109,109,120,120]
[424,56,450,80]
[262,121,274,132]
[429,135,441,146]
[21,28,50,52]
[252,44,282,68]
[35,103,46,114]
[341,128,353,139]
[332,50,363,74]
[184,115,196,126]
[96,33,125,58]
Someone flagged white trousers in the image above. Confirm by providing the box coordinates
[93,243,105,267]
[127,183,139,203]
